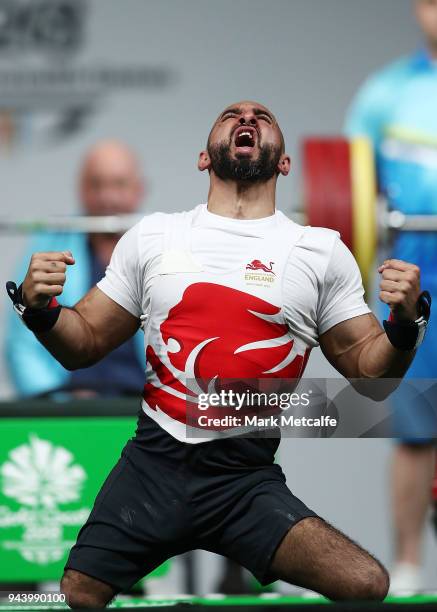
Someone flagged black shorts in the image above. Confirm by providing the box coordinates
[65,412,318,591]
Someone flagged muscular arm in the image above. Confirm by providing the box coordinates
[20,250,140,371]
[318,253,423,398]
[319,312,415,380]
[35,287,140,370]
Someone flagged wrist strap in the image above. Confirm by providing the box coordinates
[383,290,431,351]
[6,281,62,333]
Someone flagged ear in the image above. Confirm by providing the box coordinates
[277,153,291,176]
[198,150,211,172]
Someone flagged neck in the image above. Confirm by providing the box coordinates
[207,174,276,219]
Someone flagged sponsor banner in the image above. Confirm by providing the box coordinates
[0,417,134,580]
[184,378,437,440]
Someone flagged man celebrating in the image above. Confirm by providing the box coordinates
[7,101,430,606]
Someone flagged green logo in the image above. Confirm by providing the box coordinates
[0,435,90,565]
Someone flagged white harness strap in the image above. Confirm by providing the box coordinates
[160,211,202,274]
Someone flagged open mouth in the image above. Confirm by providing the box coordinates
[233,126,257,149]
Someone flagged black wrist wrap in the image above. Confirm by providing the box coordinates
[383,290,431,351]
[6,281,62,333]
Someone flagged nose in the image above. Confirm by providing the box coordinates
[238,112,257,127]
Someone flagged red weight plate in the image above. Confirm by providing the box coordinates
[303,138,353,251]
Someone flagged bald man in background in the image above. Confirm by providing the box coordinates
[5,141,146,398]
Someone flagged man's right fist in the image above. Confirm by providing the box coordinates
[22,251,75,309]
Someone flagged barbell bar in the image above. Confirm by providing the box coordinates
[0,214,143,235]
[0,210,432,233]
[0,211,433,234]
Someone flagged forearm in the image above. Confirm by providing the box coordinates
[35,306,100,371]
[357,331,416,379]
[350,331,416,400]
[321,260,428,400]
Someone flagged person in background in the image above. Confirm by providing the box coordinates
[344,0,437,594]
[5,140,146,398]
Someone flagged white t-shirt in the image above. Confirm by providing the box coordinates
[97,204,371,441]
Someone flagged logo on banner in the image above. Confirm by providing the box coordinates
[0,435,89,565]
[0,0,173,154]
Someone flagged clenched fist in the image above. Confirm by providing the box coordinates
[378,259,421,322]
[22,251,75,309]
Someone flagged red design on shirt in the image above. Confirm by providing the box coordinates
[144,283,310,424]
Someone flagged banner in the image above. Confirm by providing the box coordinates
[0,416,143,581]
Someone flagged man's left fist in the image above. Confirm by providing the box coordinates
[378,259,421,322]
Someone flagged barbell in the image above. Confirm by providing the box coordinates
[1,137,435,293]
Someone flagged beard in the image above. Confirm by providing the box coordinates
[207,140,282,183]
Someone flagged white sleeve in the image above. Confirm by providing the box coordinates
[96,222,142,318]
[317,237,371,335]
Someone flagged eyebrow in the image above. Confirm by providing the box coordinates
[220,107,242,118]
[220,107,274,122]
[254,108,274,121]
